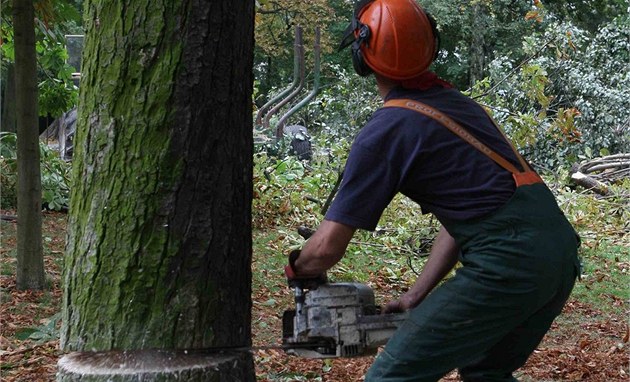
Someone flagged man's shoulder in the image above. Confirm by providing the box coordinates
[358,106,430,144]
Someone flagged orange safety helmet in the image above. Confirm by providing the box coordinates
[339,0,439,80]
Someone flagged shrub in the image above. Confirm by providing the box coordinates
[0,132,71,211]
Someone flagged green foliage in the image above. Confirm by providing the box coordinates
[36,38,78,118]
[555,181,629,313]
[0,132,71,211]
[253,153,338,229]
[423,0,541,88]
[543,0,628,33]
[254,0,338,99]
[0,132,18,208]
[14,313,61,343]
[470,15,630,170]
[1,0,80,118]
[308,65,380,135]
[39,142,71,211]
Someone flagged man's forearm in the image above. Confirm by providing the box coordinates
[401,225,460,308]
[293,220,356,277]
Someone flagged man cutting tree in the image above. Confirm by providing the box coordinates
[284,0,581,381]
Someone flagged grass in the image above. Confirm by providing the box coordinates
[0,177,628,381]
[572,241,629,314]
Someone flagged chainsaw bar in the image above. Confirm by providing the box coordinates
[184,342,328,354]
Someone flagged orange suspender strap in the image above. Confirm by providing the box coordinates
[480,108,532,173]
[383,99,543,186]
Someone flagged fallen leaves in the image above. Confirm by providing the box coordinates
[2,212,628,381]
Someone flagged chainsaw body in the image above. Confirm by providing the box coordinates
[282,282,408,358]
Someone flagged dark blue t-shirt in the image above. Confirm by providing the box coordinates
[325,86,521,230]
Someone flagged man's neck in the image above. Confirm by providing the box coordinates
[375,74,400,100]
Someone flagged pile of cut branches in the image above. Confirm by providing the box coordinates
[570,154,630,195]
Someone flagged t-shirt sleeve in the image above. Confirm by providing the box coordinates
[324,141,400,231]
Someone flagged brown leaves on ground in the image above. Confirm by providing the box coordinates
[1,211,65,382]
[523,301,628,382]
[252,296,628,381]
[1,212,628,381]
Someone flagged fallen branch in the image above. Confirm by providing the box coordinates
[570,154,629,194]
[0,214,17,222]
[570,172,609,196]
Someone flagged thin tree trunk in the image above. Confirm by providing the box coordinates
[469,2,487,87]
[13,0,45,290]
[59,0,255,380]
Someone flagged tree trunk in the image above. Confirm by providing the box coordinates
[468,2,487,87]
[59,0,256,380]
[13,0,45,290]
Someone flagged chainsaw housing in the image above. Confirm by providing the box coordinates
[283,282,407,358]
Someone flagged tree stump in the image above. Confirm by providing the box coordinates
[57,349,254,382]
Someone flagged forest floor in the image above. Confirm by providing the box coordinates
[0,210,628,381]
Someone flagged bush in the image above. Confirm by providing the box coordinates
[0,133,18,209]
[470,16,630,171]
[0,132,71,211]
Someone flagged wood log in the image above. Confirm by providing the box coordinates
[570,171,609,195]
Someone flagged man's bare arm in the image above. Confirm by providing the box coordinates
[292,219,356,277]
[384,225,460,312]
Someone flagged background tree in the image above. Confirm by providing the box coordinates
[421,0,540,89]
[1,0,81,133]
[58,0,256,380]
[469,11,630,169]
[13,0,45,290]
[254,0,337,102]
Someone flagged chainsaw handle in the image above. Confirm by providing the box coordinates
[297,226,315,239]
[285,250,327,290]
[287,272,328,290]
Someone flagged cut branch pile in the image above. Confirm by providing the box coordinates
[570,154,630,195]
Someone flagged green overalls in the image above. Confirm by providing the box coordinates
[365,100,581,382]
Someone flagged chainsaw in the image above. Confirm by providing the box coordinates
[282,281,408,358]
[281,227,408,358]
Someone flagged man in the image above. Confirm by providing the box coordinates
[285,0,581,381]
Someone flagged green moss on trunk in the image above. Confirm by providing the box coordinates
[61,2,255,370]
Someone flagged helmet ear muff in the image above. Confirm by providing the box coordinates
[351,23,373,77]
[337,0,374,77]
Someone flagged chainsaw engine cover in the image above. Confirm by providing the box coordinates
[283,282,406,358]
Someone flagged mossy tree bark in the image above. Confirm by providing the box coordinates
[13,0,45,290]
[60,0,255,380]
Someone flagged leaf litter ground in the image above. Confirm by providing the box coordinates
[0,212,627,381]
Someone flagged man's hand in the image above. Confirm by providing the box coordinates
[285,249,327,289]
[382,293,422,314]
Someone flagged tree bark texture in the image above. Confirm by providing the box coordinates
[468,2,487,88]
[13,0,45,290]
[61,0,255,379]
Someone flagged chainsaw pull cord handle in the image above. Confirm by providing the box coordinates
[382,99,544,187]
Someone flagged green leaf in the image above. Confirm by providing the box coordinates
[15,328,38,340]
